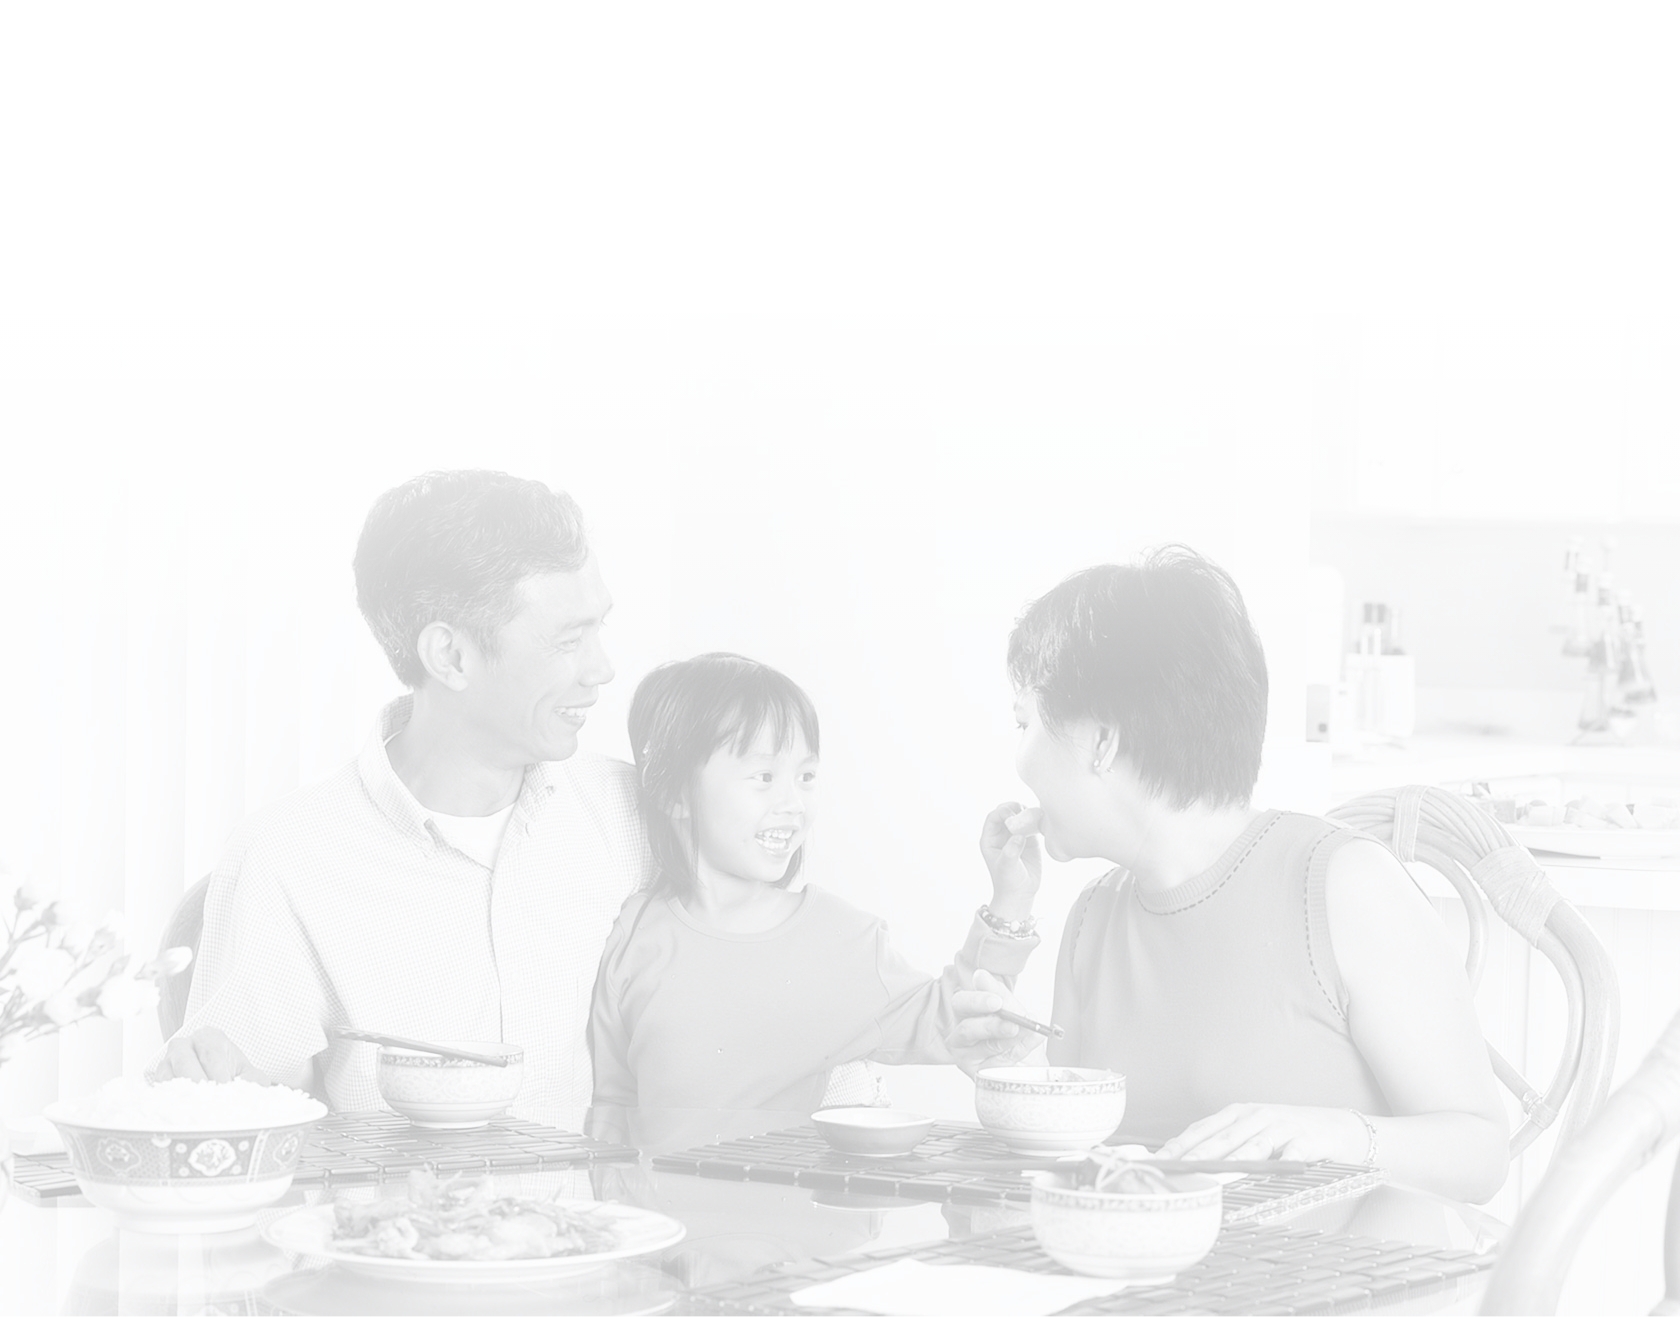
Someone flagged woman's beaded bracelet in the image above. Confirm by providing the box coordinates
[1349,1108,1379,1168]
[978,904,1038,938]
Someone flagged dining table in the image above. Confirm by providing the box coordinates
[0,1104,1506,1316]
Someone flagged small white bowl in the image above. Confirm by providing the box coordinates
[811,1108,935,1157]
[974,1066,1126,1153]
[1031,1170,1223,1280]
[377,1043,524,1129]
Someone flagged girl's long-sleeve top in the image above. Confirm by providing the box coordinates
[589,885,1038,1113]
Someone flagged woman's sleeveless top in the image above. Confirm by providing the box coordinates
[1047,810,1391,1145]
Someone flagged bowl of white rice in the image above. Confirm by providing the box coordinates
[45,1077,326,1233]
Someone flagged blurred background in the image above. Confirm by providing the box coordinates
[1,6,1678,1305]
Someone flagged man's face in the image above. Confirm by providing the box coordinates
[461,558,615,766]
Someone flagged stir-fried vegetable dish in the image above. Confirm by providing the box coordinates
[332,1169,621,1261]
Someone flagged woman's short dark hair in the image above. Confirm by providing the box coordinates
[1007,546,1268,810]
[628,653,821,898]
[354,470,589,687]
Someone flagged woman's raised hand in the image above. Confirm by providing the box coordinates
[946,969,1047,1077]
[980,802,1043,920]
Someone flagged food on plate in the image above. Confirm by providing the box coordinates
[1632,802,1679,829]
[51,1076,325,1131]
[331,1169,621,1261]
[1485,792,1680,833]
[1559,798,1678,830]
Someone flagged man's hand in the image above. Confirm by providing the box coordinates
[1155,1103,1368,1164]
[980,803,1043,921]
[947,969,1047,1078]
[155,1027,272,1084]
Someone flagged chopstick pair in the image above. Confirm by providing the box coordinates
[876,1154,1319,1175]
[330,1026,516,1067]
[993,1008,1065,1039]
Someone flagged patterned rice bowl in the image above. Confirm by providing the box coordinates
[376,1042,524,1128]
[1031,1170,1223,1280]
[45,1079,325,1234]
[974,1066,1127,1153]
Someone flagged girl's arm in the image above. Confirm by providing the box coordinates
[860,802,1041,1068]
[1159,839,1509,1203]
[586,903,643,1110]
[866,802,1047,1064]
[867,914,1040,1064]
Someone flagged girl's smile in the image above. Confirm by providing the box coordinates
[684,726,818,889]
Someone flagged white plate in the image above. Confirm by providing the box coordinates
[264,1201,685,1286]
[1509,825,1680,860]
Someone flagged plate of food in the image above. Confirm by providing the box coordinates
[1507,797,1680,859]
[264,1169,685,1285]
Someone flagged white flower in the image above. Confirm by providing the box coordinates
[95,977,159,1021]
[43,990,83,1026]
[57,922,97,956]
[42,898,90,932]
[14,947,78,999]
[146,946,194,979]
[12,879,48,912]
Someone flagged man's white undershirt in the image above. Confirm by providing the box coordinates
[428,802,517,869]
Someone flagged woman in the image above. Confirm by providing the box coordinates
[950,546,1508,1203]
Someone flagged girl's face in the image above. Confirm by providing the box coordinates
[683,724,818,885]
[1012,689,1106,863]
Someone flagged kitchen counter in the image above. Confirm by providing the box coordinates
[1329,735,1680,803]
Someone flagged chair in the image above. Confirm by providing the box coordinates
[155,874,210,1040]
[1480,1005,1680,1314]
[1328,786,1620,1155]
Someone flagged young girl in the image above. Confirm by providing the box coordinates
[589,652,1042,1114]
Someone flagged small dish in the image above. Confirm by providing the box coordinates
[974,1066,1126,1153]
[810,1108,935,1157]
[377,1042,524,1129]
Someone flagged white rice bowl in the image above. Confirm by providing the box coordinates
[46,1077,326,1233]
[50,1077,326,1132]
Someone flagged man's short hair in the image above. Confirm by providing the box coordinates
[354,470,589,687]
[1006,546,1268,810]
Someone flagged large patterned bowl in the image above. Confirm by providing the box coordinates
[974,1066,1126,1152]
[45,1113,322,1233]
[1031,1170,1223,1280]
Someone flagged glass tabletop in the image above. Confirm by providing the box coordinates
[0,1106,1505,1316]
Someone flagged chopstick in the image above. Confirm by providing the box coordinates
[994,1008,1065,1039]
[871,1154,1319,1176]
[1146,1159,1319,1175]
[330,1026,516,1067]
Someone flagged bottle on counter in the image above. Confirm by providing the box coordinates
[1561,537,1594,657]
[1357,602,1387,656]
[1347,601,1415,744]
[1618,596,1658,706]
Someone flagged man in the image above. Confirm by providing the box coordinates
[156,470,651,1127]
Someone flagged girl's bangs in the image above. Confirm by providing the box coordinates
[721,676,820,759]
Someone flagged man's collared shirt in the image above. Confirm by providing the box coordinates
[176,696,651,1127]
